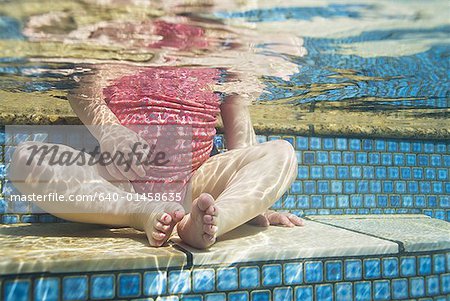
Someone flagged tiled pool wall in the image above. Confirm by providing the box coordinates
[0,130,449,223]
[1,251,449,300]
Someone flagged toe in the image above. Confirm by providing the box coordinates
[289,214,304,226]
[197,193,215,211]
[152,231,166,241]
[205,205,218,216]
[279,215,295,227]
[202,233,216,244]
[155,222,170,232]
[203,224,218,235]
[157,213,172,225]
[172,210,185,222]
[203,214,217,225]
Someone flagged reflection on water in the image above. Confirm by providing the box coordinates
[0,0,448,126]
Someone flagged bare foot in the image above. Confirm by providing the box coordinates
[247,210,304,227]
[177,192,219,249]
[135,202,185,247]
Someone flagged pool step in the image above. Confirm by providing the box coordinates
[0,214,449,300]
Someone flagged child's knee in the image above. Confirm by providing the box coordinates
[266,139,297,163]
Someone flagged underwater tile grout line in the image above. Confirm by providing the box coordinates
[303,217,406,253]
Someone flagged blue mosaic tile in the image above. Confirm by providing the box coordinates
[63,276,88,301]
[297,196,309,209]
[34,278,59,301]
[290,181,302,193]
[444,155,450,167]
[294,286,313,301]
[325,261,342,281]
[337,166,349,179]
[315,284,332,301]
[251,290,270,301]
[273,287,293,301]
[336,138,347,150]
[377,195,388,207]
[90,275,115,300]
[303,152,315,164]
[392,278,408,299]
[425,168,436,180]
[262,264,282,287]
[441,273,450,294]
[317,181,329,194]
[330,152,342,164]
[168,270,191,294]
[375,167,386,179]
[412,142,422,152]
[310,137,321,150]
[228,292,248,301]
[323,138,334,150]
[310,166,322,179]
[418,155,430,166]
[401,195,413,207]
[284,195,296,209]
[193,269,215,293]
[364,259,381,279]
[205,293,226,301]
[373,280,390,301]
[345,260,362,281]
[406,154,416,166]
[437,169,448,180]
[310,195,322,208]
[351,195,363,208]
[297,166,308,179]
[410,277,425,298]
[344,181,356,194]
[350,166,362,179]
[324,195,336,208]
[284,263,303,285]
[316,151,328,164]
[217,267,238,291]
[304,181,316,194]
[118,273,140,298]
[4,280,30,301]
[354,281,371,301]
[343,152,355,164]
[335,282,352,301]
[304,261,323,283]
[338,195,349,208]
[426,275,440,296]
[356,153,368,164]
[296,136,308,150]
[323,166,336,179]
[433,254,446,274]
[393,154,404,166]
[381,153,392,165]
[369,153,380,165]
[331,181,343,193]
[370,181,382,193]
[418,256,432,276]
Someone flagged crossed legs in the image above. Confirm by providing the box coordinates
[177,139,298,248]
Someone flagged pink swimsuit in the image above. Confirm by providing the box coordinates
[103,67,222,194]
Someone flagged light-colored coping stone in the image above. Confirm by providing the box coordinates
[0,223,187,275]
[309,214,450,252]
[172,220,398,266]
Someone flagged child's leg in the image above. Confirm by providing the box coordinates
[177,139,297,249]
[220,95,303,227]
[10,141,184,246]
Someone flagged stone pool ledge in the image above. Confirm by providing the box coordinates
[1,93,449,140]
[0,214,449,300]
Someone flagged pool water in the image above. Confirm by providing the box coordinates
[0,1,449,301]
